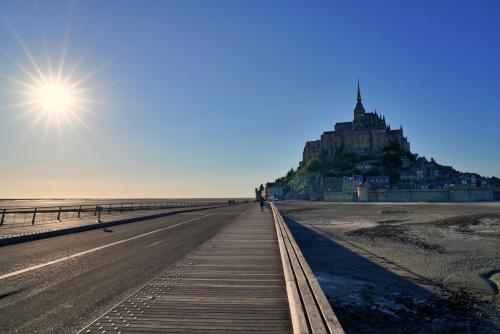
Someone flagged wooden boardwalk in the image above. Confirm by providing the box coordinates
[82,206,292,333]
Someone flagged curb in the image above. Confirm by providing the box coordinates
[0,205,228,247]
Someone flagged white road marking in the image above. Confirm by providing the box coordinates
[0,214,213,281]
[145,240,164,247]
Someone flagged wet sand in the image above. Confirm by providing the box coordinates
[278,201,500,333]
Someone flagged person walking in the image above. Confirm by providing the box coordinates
[259,198,264,212]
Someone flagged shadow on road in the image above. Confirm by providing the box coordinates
[283,216,499,334]
[0,289,22,301]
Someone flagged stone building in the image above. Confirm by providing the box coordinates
[302,83,410,164]
[342,175,364,193]
[366,175,390,190]
[265,182,284,201]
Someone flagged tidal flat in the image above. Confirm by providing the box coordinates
[278,201,500,333]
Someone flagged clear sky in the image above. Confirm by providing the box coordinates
[0,0,499,198]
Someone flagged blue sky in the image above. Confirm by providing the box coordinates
[0,0,499,198]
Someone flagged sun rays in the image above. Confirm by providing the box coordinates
[1,28,102,145]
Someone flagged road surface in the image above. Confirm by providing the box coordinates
[0,204,250,333]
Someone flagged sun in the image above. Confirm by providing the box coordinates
[2,34,102,141]
[8,62,93,138]
[35,82,75,114]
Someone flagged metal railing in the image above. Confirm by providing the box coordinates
[0,200,236,228]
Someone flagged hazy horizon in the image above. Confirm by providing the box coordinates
[1,0,499,198]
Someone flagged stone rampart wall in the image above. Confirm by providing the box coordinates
[366,188,495,202]
[324,188,497,202]
[323,192,358,202]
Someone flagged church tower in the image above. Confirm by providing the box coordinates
[354,81,365,120]
[353,80,366,130]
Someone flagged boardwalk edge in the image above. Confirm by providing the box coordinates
[269,202,345,334]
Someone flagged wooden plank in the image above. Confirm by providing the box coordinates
[278,220,326,333]
[272,206,310,334]
[82,205,293,333]
[279,215,345,334]
[270,203,345,334]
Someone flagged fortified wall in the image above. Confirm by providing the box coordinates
[324,187,500,202]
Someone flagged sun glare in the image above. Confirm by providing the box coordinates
[36,82,75,114]
[2,32,101,141]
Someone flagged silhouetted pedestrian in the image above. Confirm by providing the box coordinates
[259,198,264,212]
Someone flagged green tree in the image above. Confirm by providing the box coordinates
[381,152,402,169]
[332,152,360,171]
[388,170,401,185]
[352,167,362,175]
[304,159,322,172]
[383,141,401,153]
[366,169,381,177]
[406,151,417,162]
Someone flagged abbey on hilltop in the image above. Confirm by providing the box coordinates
[301,82,410,166]
[260,82,500,202]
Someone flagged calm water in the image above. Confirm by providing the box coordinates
[0,198,249,209]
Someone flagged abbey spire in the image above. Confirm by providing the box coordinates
[357,80,362,103]
[354,80,366,117]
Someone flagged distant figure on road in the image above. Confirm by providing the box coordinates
[259,198,264,212]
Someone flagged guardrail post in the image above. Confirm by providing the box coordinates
[1,209,5,226]
[96,206,102,223]
[32,208,37,225]
[94,205,98,216]
[57,206,62,221]
[77,205,82,218]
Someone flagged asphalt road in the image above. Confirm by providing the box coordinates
[0,204,250,333]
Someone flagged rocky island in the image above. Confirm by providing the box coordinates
[262,83,500,202]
